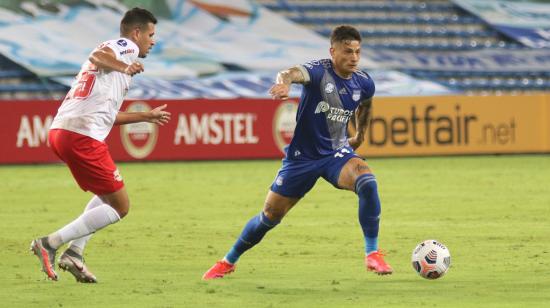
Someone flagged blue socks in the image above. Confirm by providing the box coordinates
[224,212,279,264]
[355,173,381,255]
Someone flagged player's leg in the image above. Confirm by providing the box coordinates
[335,155,392,274]
[66,195,103,256]
[225,191,299,264]
[42,188,126,250]
[338,158,380,251]
[31,197,120,281]
[41,192,125,283]
[31,130,125,281]
[38,189,127,282]
[202,191,300,280]
[56,191,128,283]
[55,195,102,283]
[203,159,318,280]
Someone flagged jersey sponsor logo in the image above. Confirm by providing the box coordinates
[117,39,127,47]
[315,101,354,123]
[120,49,135,56]
[314,101,330,114]
[324,82,335,94]
[326,107,354,123]
[272,101,298,154]
[120,101,158,159]
[352,90,361,101]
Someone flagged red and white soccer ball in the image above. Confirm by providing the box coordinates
[411,240,451,279]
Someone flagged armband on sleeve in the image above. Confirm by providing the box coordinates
[294,65,311,84]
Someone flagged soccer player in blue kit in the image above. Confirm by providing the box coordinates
[203,25,392,279]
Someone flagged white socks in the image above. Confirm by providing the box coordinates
[48,196,121,250]
[67,196,103,254]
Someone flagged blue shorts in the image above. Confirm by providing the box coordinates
[270,146,361,198]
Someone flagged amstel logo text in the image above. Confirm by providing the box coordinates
[174,112,259,145]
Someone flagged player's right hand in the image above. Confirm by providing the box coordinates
[124,61,144,76]
[269,83,290,100]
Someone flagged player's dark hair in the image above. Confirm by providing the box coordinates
[120,7,157,35]
[330,25,361,45]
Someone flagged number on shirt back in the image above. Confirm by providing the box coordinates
[71,63,98,99]
[72,71,96,99]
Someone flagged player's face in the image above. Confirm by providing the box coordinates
[330,40,361,78]
[135,22,156,58]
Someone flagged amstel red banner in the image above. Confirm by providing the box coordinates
[0,99,297,164]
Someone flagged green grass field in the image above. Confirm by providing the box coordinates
[1,155,549,307]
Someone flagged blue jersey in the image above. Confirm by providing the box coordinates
[286,59,375,160]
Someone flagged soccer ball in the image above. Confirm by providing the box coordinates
[411,240,451,279]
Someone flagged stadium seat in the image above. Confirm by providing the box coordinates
[258,0,549,93]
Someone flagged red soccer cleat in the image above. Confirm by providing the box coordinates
[366,250,393,275]
[202,260,236,280]
[30,238,58,281]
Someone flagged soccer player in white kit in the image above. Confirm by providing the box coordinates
[30,8,170,283]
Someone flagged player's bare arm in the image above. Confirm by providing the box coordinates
[348,98,372,150]
[269,66,306,100]
[115,104,171,125]
[89,47,144,76]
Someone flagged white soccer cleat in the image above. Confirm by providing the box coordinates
[58,249,98,283]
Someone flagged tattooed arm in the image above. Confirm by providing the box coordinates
[348,98,372,150]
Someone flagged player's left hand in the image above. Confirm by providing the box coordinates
[348,135,362,150]
[148,104,171,126]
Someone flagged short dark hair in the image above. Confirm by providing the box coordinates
[120,7,157,35]
[330,25,361,45]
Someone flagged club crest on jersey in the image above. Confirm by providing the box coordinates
[113,169,123,182]
[315,101,330,114]
[117,39,127,47]
[324,83,335,94]
[352,90,361,101]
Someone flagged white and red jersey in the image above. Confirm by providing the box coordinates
[50,38,139,142]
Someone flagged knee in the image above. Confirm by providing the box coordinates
[112,199,130,219]
[117,207,129,219]
[99,190,130,219]
[262,202,286,222]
